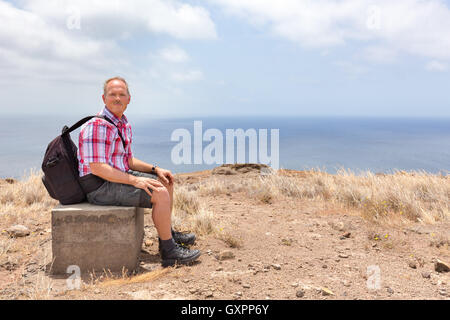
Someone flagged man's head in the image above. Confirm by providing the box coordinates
[102,77,131,119]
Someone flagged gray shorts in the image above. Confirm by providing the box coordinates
[85,170,157,208]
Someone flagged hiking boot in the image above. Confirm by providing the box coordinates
[161,244,201,267]
[172,229,196,246]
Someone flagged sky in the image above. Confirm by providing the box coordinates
[1,0,450,118]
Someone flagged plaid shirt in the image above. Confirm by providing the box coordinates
[78,107,133,177]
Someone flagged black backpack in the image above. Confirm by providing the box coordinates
[41,115,124,205]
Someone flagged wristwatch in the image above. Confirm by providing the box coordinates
[151,165,157,174]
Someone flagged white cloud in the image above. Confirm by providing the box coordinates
[21,0,217,40]
[0,0,216,84]
[156,46,190,63]
[0,1,122,83]
[425,60,448,72]
[209,0,450,62]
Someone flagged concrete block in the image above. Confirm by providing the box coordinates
[51,203,144,274]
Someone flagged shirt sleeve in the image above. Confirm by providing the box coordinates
[79,120,113,164]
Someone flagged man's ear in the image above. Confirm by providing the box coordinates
[102,94,106,104]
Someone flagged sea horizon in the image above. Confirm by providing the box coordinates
[1,115,449,179]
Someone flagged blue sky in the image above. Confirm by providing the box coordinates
[1,0,450,117]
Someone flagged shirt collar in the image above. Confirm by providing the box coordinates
[101,106,128,126]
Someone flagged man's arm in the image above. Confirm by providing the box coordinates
[128,157,155,173]
[128,157,174,185]
[90,162,163,196]
[90,162,137,185]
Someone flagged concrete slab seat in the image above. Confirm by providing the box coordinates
[51,202,144,274]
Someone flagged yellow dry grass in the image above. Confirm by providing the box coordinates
[173,185,216,236]
[95,268,170,288]
[256,168,450,224]
[1,168,448,233]
[185,168,449,224]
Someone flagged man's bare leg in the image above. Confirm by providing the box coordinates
[151,187,172,240]
[159,178,174,215]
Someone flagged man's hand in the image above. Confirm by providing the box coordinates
[155,167,174,186]
[133,177,165,197]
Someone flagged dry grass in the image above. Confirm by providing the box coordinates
[94,268,170,288]
[255,168,449,224]
[173,185,216,236]
[190,168,449,224]
[216,230,243,248]
[0,169,56,208]
[1,168,448,234]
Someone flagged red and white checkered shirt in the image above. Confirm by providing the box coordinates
[78,107,133,177]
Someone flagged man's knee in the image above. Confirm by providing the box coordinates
[151,186,170,205]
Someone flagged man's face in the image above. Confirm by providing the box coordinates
[102,80,131,118]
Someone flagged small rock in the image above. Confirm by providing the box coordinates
[144,240,153,247]
[6,225,30,238]
[204,291,214,298]
[408,261,417,269]
[291,282,298,288]
[421,271,431,279]
[437,279,447,286]
[342,280,351,287]
[296,289,305,298]
[338,253,349,259]
[322,264,328,269]
[242,284,250,289]
[272,264,282,270]
[343,232,351,237]
[216,267,223,271]
[434,259,450,273]
[217,250,235,261]
[321,288,334,296]
[234,291,242,297]
[438,289,447,296]
[330,221,345,232]
[189,288,197,294]
[386,287,394,294]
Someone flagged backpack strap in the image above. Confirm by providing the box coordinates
[99,116,126,150]
[62,115,126,149]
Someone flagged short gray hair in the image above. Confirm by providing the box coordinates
[103,77,130,96]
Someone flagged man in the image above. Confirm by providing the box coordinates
[77,76,201,267]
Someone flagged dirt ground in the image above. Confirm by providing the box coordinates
[0,169,449,300]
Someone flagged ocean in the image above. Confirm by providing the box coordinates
[0,115,449,179]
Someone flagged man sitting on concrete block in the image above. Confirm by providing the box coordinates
[77,76,201,267]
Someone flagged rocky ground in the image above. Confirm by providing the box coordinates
[0,167,449,300]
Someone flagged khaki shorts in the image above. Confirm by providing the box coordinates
[85,170,157,208]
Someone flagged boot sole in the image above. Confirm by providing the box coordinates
[161,251,201,268]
